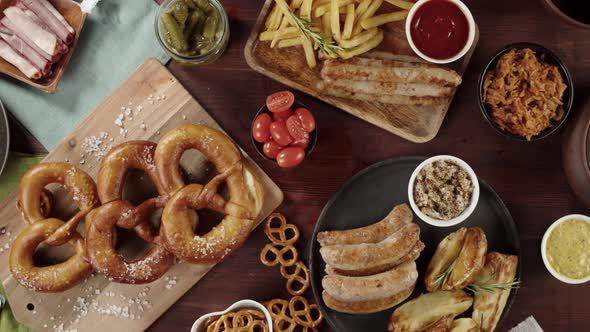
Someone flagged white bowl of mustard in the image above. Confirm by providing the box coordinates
[541,214,590,284]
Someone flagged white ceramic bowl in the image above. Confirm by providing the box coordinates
[405,0,476,64]
[408,155,480,227]
[541,214,590,284]
[190,299,273,332]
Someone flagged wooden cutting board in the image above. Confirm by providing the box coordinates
[244,0,479,143]
[0,58,283,331]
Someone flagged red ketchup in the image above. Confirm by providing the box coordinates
[410,0,469,60]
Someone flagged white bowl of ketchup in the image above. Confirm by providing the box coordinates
[405,0,476,64]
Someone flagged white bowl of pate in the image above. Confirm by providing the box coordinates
[408,155,480,227]
[541,214,590,284]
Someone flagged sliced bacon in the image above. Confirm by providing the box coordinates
[0,17,57,62]
[0,39,41,79]
[3,6,59,56]
[17,5,69,55]
[0,23,51,75]
[20,0,73,44]
[42,0,74,34]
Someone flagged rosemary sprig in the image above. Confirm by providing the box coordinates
[467,279,520,294]
[432,257,458,291]
[289,13,346,57]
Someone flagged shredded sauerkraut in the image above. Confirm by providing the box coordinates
[483,48,567,140]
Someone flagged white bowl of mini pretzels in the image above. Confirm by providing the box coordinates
[191,299,273,332]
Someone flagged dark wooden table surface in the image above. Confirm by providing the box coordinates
[6,0,590,331]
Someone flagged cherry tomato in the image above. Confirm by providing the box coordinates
[276,147,305,168]
[252,113,272,143]
[266,91,295,113]
[273,109,293,123]
[295,108,316,132]
[263,140,283,159]
[270,121,293,146]
[291,137,309,150]
[286,115,309,143]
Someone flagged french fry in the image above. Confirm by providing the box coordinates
[361,10,408,29]
[385,0,414,10]
[274,0,299,26]
[314,0,353,17]
[338,27,378,48]
[292,0,305,9]
[338,29,384,59]
[301,36,317,68]
[355,0,372,19]
[352,0,382,35]
[330,0,341,40]
[342,3,355,39]
[322,10,332,36]
[259,27,299,41]
[301,0,313,19]
[265,5,279,29]
[278,37,303,48]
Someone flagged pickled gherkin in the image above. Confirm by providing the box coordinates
[159,0,223,56]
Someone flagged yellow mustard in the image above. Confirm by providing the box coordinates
[546,218,590,279]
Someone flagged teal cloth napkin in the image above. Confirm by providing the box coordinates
[0,0,169,150]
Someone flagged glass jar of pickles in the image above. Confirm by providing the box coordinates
[155,0,229,65]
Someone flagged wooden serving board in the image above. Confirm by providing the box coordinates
[0,58,283,331]
[244,0,479,143]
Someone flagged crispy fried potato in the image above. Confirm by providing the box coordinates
[301,36,317,68]
[419,315,454,332]
[388,290,473,332]
[355,0,372,19]
[338,29,384,59]
[424,228,467,292]
[338,27,379,48]
[472,252,518,332]
[361,10,408,29]
[353,0,383,35]
[314,0,353,17]
[300,0,313,18]
[450,318,480,332]
[342,3,355,39]
[447,227,488,290]
[385,0,415,10]
[278,37,303,48]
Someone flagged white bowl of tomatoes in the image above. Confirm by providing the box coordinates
[251,91,317,168]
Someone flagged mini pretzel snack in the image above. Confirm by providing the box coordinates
[204,308,269,332]
[259,213,323,331]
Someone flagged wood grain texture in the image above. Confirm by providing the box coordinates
[0,0,87,94]
[0,59,283,331]
[4,0,590,331]
[244,0,479,143]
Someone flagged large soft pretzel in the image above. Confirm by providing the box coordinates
[85,141,175,283]
[10,163,97,292]
[85,200,175,283]
[10,218,92,292]
[157,124,265,264]
[17,162,99,246]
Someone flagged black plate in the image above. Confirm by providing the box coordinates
[0,100,9,176]
[309,157,521,332]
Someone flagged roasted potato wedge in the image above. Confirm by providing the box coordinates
[472,252,518,332]
[424,227,467,292]
[419,315,454,332]
[388,290,473,332]
[447,227,487,289]
[425,227,487,291]
[450,318,480,332]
